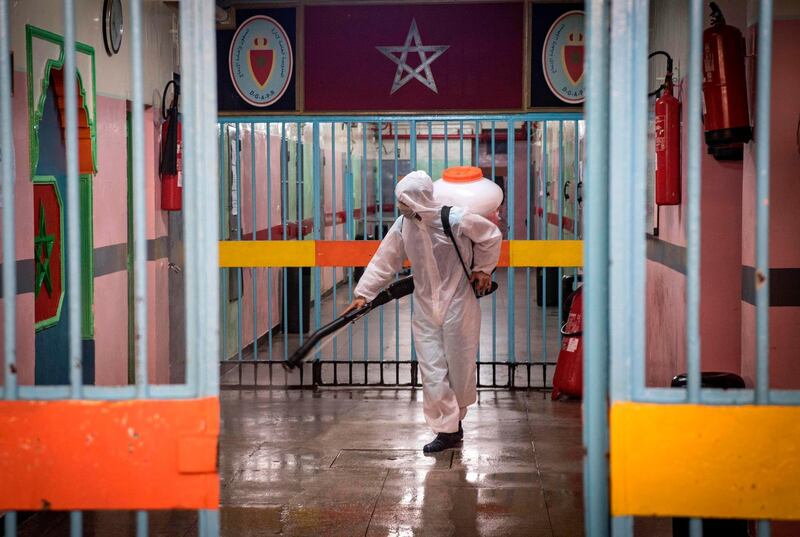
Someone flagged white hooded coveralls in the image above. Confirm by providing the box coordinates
[354,171,502,434]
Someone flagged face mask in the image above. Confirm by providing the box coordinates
[398,202,414,218]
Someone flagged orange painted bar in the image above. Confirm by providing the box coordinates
[315,240,513,267]
[0,398,219,510]
[498,241,511,267]
[316,240,381,266]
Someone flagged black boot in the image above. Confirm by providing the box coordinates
[423,431,462,453]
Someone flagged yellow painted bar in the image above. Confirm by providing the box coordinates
[219,240,584,268]
[219,241,315,267]
[611,402,800,520]
[509,240,583,267]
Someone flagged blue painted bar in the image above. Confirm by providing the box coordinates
[607,0,649,405]
[331,123,338,363]
[507,122,515,365]
[410,120,417,363]
[266,124,273,362]
[0,0,17,400]
[755,0,773,406]
[235,123,243,364]
[612,516,633,537]
[686,0,703,405]
[344,125,355,363]
[557,121,564,349]
[490,121,497,363]
[297,121,304,345]
[394,122,400,366]
[218,127,227,367]
[582,0,611,535]
[541,121,548,373]
[251,124,258,365]
[70,511,82,537]
[13,384,200,401]
[129,0,147,398]
[346,126,354,362]
[427,120,433,174]
[459,120,464,165]
[313,123,322,361]
[378,121,385,365]
[362,124,369,363]
[199,510,220,537]
[526,122,532,364]
[136,511,147,537]
[281,122,289,364]
[689,517,702,537]
[4,510,16,536]
[177,0,219,397]
[758,520,771,537]
[219,113,584,124]
[64,0,83,398]
[443,120,448,167]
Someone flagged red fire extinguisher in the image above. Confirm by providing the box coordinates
[552,286,583,400]
[702,2,751,161]
[159,78,182,211]
[651,51,681,206]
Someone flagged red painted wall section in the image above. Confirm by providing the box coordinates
[740,19,800,390]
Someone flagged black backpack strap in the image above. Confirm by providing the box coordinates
[441,206,472,282]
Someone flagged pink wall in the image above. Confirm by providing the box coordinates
[740,19,800,389]
[0,71,35,386]
[645,78,744,386]
[2,70,173,386]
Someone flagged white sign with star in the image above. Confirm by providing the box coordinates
[376,19,449,95]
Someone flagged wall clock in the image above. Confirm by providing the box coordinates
[102,0,123,56]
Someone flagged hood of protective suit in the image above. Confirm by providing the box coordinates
[395,171,443,227]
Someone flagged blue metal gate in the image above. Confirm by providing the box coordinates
[217,114,585,390]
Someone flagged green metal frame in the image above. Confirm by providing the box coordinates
[26,25,97,177]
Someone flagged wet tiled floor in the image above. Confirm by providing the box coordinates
[217,389,584,537]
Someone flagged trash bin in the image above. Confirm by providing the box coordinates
[670,372,746,389]
[671,371,748,537]
[286,267,311,334]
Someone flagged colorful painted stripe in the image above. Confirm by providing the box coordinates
[218,240,583,268]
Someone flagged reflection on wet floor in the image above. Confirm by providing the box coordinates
[221,389,587,536]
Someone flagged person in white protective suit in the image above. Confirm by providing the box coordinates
[344,171,502,453]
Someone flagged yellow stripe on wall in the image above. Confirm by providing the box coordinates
[219,241,315,267]
[611,402,800,520]
[509,240,583,267]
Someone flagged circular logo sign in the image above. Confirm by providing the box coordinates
[229,15,293,107]
[542,10,585,104]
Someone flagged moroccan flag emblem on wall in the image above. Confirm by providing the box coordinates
[304,3,524,111]
[33,182,63,328]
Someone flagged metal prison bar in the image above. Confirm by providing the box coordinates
[216,114,585,390]
[1,1,220,536]
[583,0,797,536]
